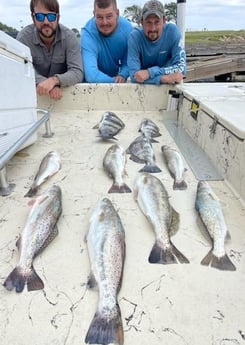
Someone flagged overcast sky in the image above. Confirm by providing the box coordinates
[1,0,245,32]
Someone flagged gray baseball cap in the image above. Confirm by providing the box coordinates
[142,0,165,20]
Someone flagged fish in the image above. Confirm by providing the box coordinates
[4,184,62,293]
[103,144,132,193]
[195,181,236,271]
[24,150,61,197]
[138,118,161,142]
[161,145,187,190]
[93,111,125,140]
[85,198,125,345]
[134,173,189,264]
[126,136,161,173]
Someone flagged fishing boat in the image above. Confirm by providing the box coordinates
[0,2,244,344]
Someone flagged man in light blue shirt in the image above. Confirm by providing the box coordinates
[128,0,186,85]
[81,0,133,83]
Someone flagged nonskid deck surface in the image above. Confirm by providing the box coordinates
[0,109,244,345]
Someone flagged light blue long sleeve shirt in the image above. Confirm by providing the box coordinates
[127,23,186,85]
[81,16,133,83]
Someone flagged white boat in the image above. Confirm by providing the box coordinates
[0,17,244,345]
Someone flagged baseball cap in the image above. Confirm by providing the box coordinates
[142,0,165,20]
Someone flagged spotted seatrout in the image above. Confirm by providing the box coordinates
[85,198,125,345]
[161,145,187,190]
[25,150,61,197]
[103,144,132,194]
[134,173,189,264]
[195,181,236,271]
[4,185,62,292]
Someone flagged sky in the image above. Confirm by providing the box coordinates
[1,0,245,32]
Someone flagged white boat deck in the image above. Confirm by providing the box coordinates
[0,84,244,345]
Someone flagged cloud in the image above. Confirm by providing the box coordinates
[1,0,245,31]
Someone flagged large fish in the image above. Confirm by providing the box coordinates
[4,184,62,293]
[195,181,236,271]
[85,198,125,345]
[134,173,189,264]
[161,145,187,190]
[25,150,61,197]
[103,144,132,193]
[126,136,161,173]
[93,111,125,140]
[138,118,161,142]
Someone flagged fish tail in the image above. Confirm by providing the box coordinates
[173,180,188,190]
[108,182,132,194]
[149,241,189,265]
[4,265,44,293]
[201,249,236,271]
[139,164,162,173]
[85,304,123,345]
[24,186,38,197]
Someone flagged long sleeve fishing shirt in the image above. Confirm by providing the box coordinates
[17,24,84,87]
[127,23,186,85]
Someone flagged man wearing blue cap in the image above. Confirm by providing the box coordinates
[127,0,186,84]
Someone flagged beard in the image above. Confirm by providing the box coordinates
[38,24,56,39]
[147,31,159,42]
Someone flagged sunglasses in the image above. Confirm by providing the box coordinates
[33,12,57,22]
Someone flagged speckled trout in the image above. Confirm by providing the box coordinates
[25,151,61,197]
[103,144,132,193]
[134,173,189,264]
[161,145,187,190]
[195,181,236,271]
[85,198,125,345]
[4,185,62,293]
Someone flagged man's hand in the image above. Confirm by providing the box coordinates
[160,71,184,84]
[114,76,127,83]
[134,69,150,83]
[36,76,60,97]
[49,86,63,100]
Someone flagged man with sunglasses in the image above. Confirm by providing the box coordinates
[17,0,83,100]
[81,0,133,83]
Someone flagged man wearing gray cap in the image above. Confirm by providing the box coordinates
[127,0,186,84]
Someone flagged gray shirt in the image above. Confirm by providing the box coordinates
[17,23,83,87]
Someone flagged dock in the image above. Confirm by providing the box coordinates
[185,41,245,82]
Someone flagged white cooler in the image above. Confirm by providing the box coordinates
[0,30,37,150]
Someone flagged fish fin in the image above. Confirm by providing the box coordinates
[4,265,44,293]
[92,123,99,129]
[173,180,188,190]
[85,304,123,345]
[139,164,162,173]
[24,186,38,198]
[150,138,159,143]
[87,273,97,289]
[27,266,45,291]
[149,241,189,264]
[16,236,21,250]
[108,183,132,194]
[225,231,231,242]
[201,250,236,271]
[169,207,180,237]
